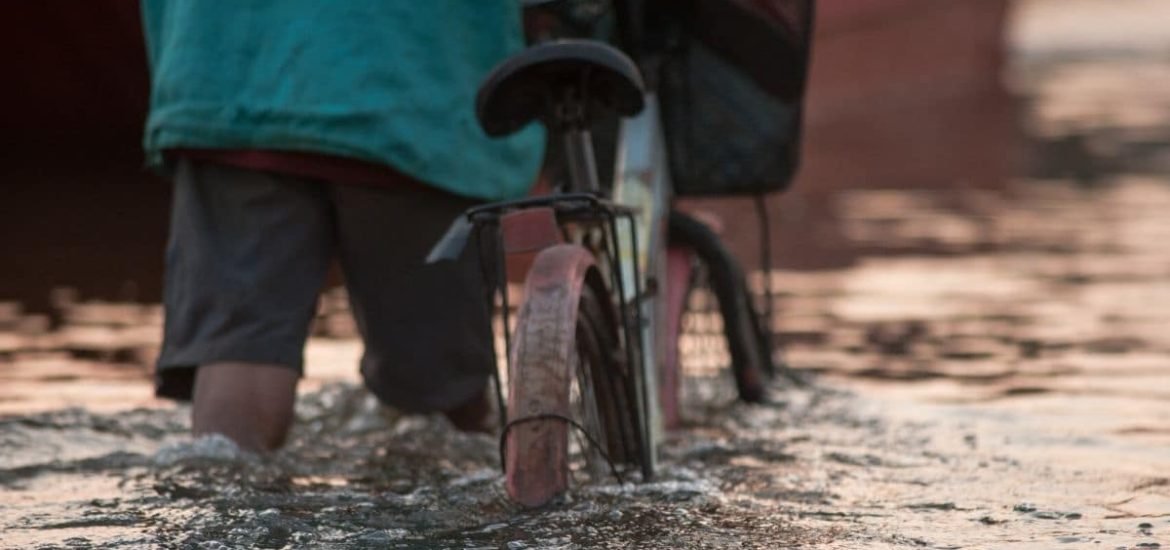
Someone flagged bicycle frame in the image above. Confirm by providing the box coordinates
[610,95,672,467]
[433,3,684,486]
[439,1,806,499]
[535,91,675,479]
[450,88,673,483]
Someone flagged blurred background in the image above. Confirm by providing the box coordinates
[1,0,1168,411]
[3,3,1170,547]
[1,0,1015,309]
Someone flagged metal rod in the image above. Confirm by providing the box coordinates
[754,194,776,370]
[608,214,642,467]
[477,225,510,432]
[605,214,634,369]
[605,210,653,480]
[494,224,514,438]
[593,216,636,466]
[563,129,600,193]
[622,211,653,481]
[477,223,509,433]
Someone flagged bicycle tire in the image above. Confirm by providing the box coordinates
[505,266,644,507]
[667,209,771,404]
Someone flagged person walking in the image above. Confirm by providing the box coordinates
[140,1,544,451]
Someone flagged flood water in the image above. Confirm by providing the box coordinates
[3,2,1170,548]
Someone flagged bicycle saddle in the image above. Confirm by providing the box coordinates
[476,40,645,136]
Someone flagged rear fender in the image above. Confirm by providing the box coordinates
[505,243,598,507]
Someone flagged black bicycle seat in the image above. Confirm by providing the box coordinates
[476,40,645,137]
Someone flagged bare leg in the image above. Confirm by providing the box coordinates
[191,362,299,452]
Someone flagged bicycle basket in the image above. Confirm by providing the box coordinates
[651,0,814,197]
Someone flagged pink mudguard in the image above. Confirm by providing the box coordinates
[505,244,598,507]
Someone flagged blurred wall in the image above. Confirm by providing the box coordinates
[683,0,1016,269]
[0,0,1016,309]
[1,2,169,312]
[805,0,1014,192]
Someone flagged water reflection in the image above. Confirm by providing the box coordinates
[3,1,1170,548]
[5,177,1169,548]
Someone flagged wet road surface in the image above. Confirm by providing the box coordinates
[3,2,1170,548]
[5,180,1170,548]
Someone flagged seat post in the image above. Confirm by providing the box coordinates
[563,128,600,192]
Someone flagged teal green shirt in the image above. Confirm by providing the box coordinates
[141,1,544,201]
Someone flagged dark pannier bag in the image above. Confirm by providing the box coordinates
[651,0,814,196]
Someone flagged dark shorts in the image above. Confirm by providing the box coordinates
[156,159,494,412]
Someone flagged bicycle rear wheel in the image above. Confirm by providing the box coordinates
[504,251,645,508]
[664,209,771,423]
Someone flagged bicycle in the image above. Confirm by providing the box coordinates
[429,0,813,507]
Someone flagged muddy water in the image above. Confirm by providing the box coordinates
[6,171,1169,548]
[4,4,1170,550]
